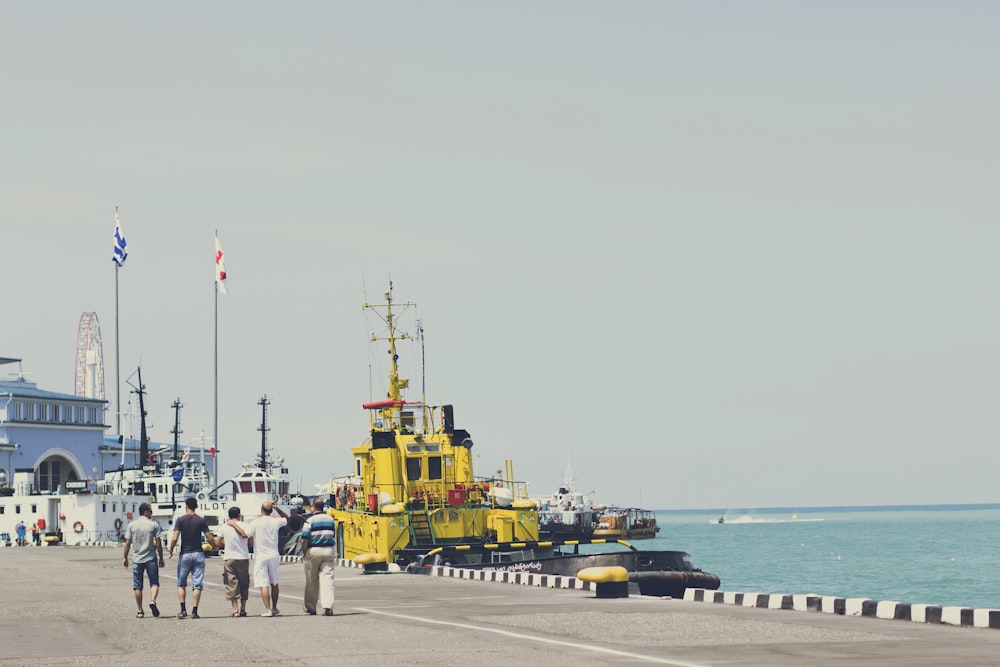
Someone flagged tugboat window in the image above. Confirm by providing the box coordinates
[427,456,442,480]
[406,457,422,480]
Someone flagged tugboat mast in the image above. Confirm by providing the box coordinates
[364,281,418,429]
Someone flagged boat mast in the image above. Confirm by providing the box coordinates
[170,398,183,465]
[170,398,182,509]
[364,281,416,428]
[136,367,148,468]
[257,395,270,469]
[563,445,575,492]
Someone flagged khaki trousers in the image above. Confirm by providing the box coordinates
[302,546,336,612]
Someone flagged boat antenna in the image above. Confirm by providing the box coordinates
[416,318,429,427]
[257,395,270,470]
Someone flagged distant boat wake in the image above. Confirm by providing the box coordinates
[713,515,825,525]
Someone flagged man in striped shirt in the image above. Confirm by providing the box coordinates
[300,497,337,616]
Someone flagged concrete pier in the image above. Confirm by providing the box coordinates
[3,546,1000,666]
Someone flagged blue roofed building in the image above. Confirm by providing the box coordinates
[0,357,112,494]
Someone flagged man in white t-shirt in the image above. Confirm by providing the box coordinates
[214,505,251,617]
[245,500,288,617]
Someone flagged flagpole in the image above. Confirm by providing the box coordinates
[213,230,220,487]
[115,261,120,438]
[114,206,122,440]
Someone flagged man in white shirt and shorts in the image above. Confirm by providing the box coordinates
[246,500,288,617]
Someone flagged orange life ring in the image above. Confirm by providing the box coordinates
[114,518,122,530]
[73,521,84,533]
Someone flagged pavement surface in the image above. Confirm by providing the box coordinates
[3,545,1000,666]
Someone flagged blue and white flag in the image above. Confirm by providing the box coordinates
[112,209,128,267]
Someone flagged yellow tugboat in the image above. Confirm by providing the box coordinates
[327,282,720,597]
[328,282,539,566]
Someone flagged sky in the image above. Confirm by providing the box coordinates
[3,2,1000,510]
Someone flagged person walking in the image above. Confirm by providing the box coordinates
[122,502,165,618]
[245,500,288,617]
[167,496,215,619]
[30,522,39,546]
[214,505,252,617]
[300,497,337,616]
[15,521,25,547]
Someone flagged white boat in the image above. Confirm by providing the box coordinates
[161,396,306,549]
[536,454,595,539]
[0,468,151,546]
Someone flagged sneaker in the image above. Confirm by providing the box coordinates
[272,608,280,616]
[176,611,188,619]
[260,610,273,617]
[191,611,200,619]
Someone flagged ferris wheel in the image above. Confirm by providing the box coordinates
[74,312,106,400]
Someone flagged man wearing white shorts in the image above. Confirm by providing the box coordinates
[246,500,288,617]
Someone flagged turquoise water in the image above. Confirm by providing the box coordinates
[646,504,1000,610]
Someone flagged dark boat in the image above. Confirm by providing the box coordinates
[408,537,719,598]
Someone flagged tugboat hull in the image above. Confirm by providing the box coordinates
[408,545,720,598]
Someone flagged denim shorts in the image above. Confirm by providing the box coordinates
[132,559,160,590]
[176,552,205,590]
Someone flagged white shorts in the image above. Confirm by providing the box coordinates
[253,556,280,587]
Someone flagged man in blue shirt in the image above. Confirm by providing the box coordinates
[167,497,215,619]
[300,497,337,616]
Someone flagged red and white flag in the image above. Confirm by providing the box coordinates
[215,234,228,294]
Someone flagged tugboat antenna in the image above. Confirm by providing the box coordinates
[416,318,429,428]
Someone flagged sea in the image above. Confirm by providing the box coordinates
[646,504,1000,610]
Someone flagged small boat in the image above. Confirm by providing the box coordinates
[184,395,307,551]
[593,506,660,540]
[537,455,595,540]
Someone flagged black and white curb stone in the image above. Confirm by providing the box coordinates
[684,588,1000,630]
